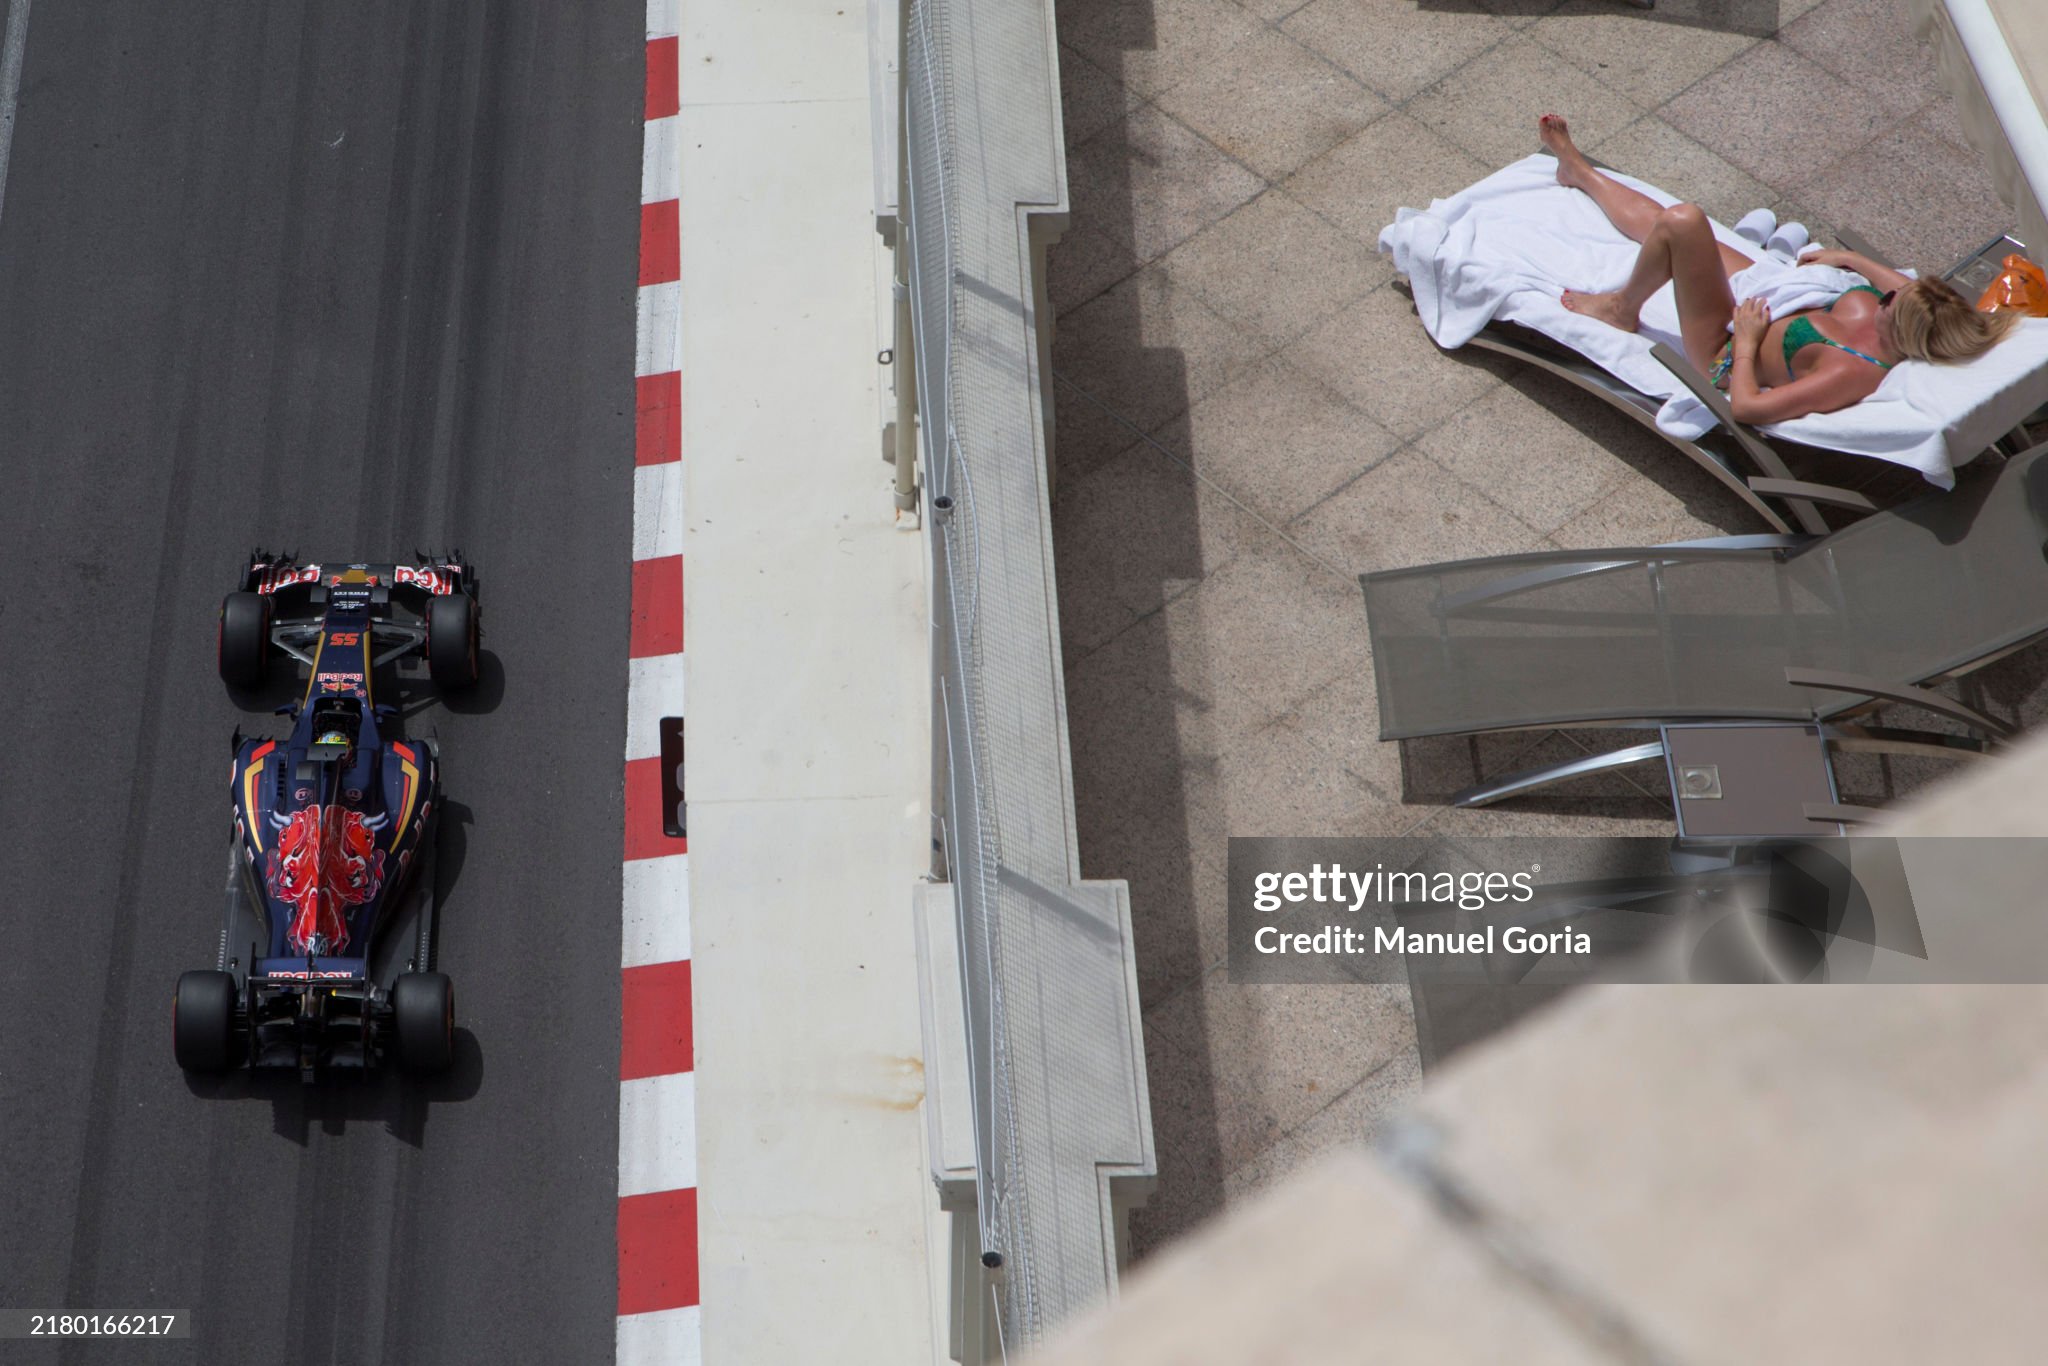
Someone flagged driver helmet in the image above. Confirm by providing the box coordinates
[316,728,351,748]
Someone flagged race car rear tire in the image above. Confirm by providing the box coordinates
[393,972,455,1074]
[427,593,479,691]
[218,592,269,688]
[174,970,238,1073]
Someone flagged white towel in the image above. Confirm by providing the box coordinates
[1378,154,2048,488]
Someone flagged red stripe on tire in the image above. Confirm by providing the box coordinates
[621,959,694,1080]
[618,1187,699,1315]
[639,201,681,286]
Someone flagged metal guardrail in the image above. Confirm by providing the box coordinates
[893,0,1157,1350]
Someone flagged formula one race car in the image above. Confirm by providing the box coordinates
[174,551,481,1079]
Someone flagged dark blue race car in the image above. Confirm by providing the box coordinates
[174,551,481,1080]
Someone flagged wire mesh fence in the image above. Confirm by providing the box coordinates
[902,0,1042,1341]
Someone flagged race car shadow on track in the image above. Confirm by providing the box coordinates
[430,797,473,918]
[178,1030,484,1148]
[436,647,504,716]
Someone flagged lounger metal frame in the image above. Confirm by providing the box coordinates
[1364,440,2048,820]
[1421,524,2026,810]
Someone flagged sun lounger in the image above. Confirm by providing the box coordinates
[1359,441,2048,825]
[1380,156,2048,534]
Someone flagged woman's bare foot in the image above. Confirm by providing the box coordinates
[1560,288,1639,332]
[1538,113,1595,192]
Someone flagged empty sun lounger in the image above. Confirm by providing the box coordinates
[1380,155,2048,534]
[1359,441,2048,822]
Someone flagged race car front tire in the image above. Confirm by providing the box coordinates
[426,593,479,691]
[174,970,238,1073]
[218,592,269,688]
[392,971,455,1074]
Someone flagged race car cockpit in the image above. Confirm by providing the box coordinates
[307,700,361,757]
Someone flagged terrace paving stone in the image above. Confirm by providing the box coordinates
[1064,646,1240,1005]
[1159,189,1394,347]
[1144,964,1422,1174]
[1781,0,1940,119]
[1047,222,1142,317]
[1219,1047,1425,1200]
[1404,34,1644,173]
[1283,445,1547,581]
[1080,767,1233,1003]
[1256,666,1410,807]
[1069,590,1306,770]
[1800,104,2013,273]
[1153,28,1387,181]
[1058,0,1268,102]
[1050,264,1270,484]
[1279,281,1510,441]
[1525,0,1761,111]
[1663,39,1891,191]
[1052,381,1148,492]
[1234,0,1317,24]
[1410,378,1653,537]
[1147,356,1403,527]
[1280,0,1514,104]
[1473,0,1566,28]
[1128,984,1231,1247]
[1543,452,1749,548]
[1057,42,1143,150]
[1051,440,1271,656]
[1207,703,1430,838]
[1150,536,1380,719]
[1064,105,1267,266]
[1921,90,1978,160]
[1066,620,1188,814]
[1283,111,1491,250]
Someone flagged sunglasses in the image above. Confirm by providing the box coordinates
[1879,290,1898,308]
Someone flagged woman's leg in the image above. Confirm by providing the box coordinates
[1539,114,1663,243]
[1539,115,1754,274]
[1561,202,1740,372]
[1540,113,1756,367]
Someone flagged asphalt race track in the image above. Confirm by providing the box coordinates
[0,3,642,1361]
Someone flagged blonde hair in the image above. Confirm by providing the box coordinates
[1889,277,2024,363]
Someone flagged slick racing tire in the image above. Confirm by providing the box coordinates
[393,972,455,1074]
[426,593,479,691]
[218,591,270,688]
[174,970,238,1073]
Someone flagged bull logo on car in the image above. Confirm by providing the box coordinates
[267,806,388,953]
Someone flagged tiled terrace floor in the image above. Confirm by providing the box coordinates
[1046,0,2046,1255]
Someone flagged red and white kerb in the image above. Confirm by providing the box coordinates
[618,3,696,1362]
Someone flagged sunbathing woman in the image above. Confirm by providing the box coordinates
[1539,114,2020,425]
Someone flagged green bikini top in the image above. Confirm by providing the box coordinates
[1783,284,1891,371]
